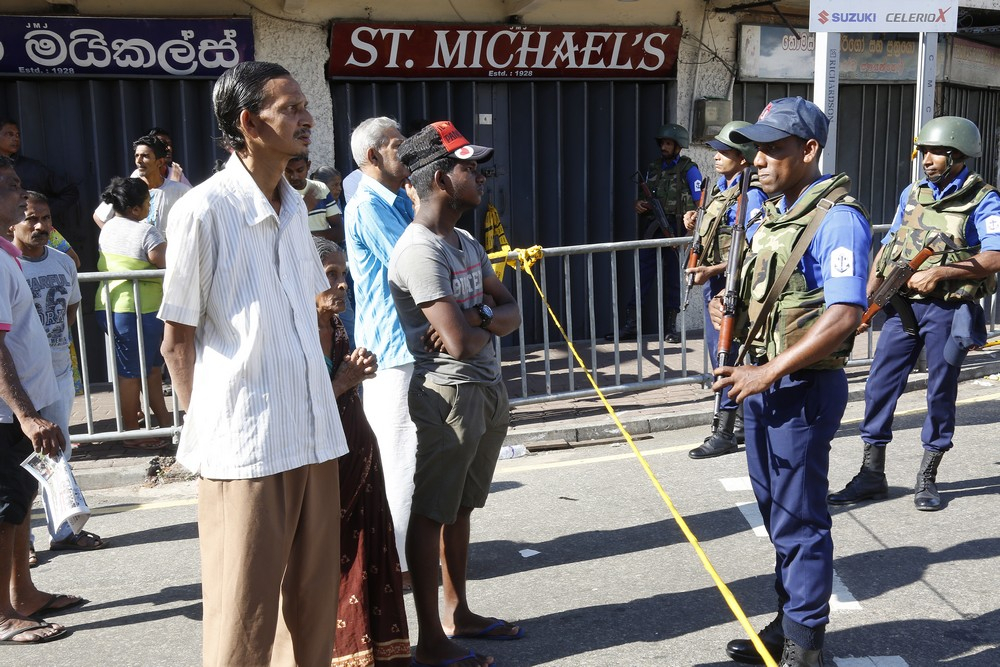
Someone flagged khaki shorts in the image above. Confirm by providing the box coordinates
[408,375,510,525]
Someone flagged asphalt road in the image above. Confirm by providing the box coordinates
[9,376,1000,666]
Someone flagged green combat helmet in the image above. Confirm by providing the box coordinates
[656,123,690,149]
[916,116,982,158]
[707,121,757,162]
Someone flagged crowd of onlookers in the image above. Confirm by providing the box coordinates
[0,61,522,667]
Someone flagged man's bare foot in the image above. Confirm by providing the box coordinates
[444,613,523,640]
[0,617,66,644]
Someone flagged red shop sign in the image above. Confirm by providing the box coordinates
[328,22,681,79]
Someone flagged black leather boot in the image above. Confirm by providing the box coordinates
[605,305,638,341]
[914,449,944,511]
[827,443,888,505]
[689,410,739,459]
[726,614,784,664]
[733,407,745,444]
[779,639,824,666]
[665,308,681,343]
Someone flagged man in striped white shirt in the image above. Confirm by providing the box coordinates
[159,62,348,667]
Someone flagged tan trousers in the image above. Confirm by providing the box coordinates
[199,459,341,667]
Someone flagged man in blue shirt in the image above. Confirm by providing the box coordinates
[829,116,1000,512]
[343,116,419,584]
[712,97,871,667]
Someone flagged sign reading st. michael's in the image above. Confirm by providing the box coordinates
[328,22,682,80]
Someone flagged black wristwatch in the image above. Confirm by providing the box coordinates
[475,303,494,329]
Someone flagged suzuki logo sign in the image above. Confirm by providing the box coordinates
[809,0,957,33]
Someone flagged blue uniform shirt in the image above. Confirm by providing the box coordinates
[883,167,1000,251]
[774,176,871,309]
[662,156,704,201]
[344,174,415,369]
[717,172,768,242]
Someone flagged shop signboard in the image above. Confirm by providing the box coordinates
[0,16,253,78]
[329,22,681,79]
[740,25,927,82]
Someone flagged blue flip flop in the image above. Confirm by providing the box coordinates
[448,618,524,641]
[411,650,487,667]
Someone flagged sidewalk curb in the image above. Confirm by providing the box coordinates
[504,357,1000,447]
[71,357,1000,492]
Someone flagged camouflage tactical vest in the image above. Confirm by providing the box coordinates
[876,173,997,302]
[743,173,864,370]
[646,155,697,219]
[696,172,762,267]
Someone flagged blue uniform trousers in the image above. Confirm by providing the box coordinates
[744,368,846,650]
[860,299,961,452]
[704,275,738,412]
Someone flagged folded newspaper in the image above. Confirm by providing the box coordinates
[20,450,91,535]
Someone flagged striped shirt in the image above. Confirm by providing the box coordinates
[158,152,348,479]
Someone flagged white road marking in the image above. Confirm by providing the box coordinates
[830,570,862,611]
[736,501,769,537]
[834,657,909,666]
[721,476,754,492]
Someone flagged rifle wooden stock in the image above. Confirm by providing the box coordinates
[683,187,710,309]
[858,245,936,331]
[711,167,753,426]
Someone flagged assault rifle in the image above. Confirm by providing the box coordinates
[711,167,753,431]
[683,187,710,310]
[633,171,674,238]
[857,232,949,334]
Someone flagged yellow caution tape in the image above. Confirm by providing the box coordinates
[484,204,514,280]
[512,246,779,667]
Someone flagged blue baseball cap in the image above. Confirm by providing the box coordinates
[731,97,830,147]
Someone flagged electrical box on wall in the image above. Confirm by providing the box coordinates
[693,98,733,142]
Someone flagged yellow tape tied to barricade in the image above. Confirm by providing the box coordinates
[511,245,779,667]
[484,204,515,280]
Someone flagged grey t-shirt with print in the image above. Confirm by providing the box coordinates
[389,224,500,385]
[19,247,81,376]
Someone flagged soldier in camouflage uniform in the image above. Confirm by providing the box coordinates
[829,117,1000,512]
[684,121,767,459]
[606,123,702,342]
[711,98,871,667]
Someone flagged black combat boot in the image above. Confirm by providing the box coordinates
[689,410,739,459]
[725,614,784,664]
[665,308,681,343]
[605,305,638,341]
[827,443,888,505]
[779,639,824,666]
[733,407,745,444]
[914,449,945,511]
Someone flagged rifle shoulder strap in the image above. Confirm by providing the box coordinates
[735,187,849,365]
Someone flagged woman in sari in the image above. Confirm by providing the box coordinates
[314,238,411,667]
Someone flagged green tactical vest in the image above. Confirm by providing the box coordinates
[646,155,697,220]
[876,173,997,302]
[695,172,762,267]
[742,173,865,370]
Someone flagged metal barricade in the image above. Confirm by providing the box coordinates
[74,269,180,445]
[70,228,999,442]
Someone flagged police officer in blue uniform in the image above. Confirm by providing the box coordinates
[828,116,1000,511]
[685,121,767,458]
[607,123,702,342]
[711,98,872,667]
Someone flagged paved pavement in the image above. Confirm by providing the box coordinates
[15,374,1000,665]
[64,333,1000,493]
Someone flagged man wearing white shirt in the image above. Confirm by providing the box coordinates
[93,134,190,239]
[159,62,347,667]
